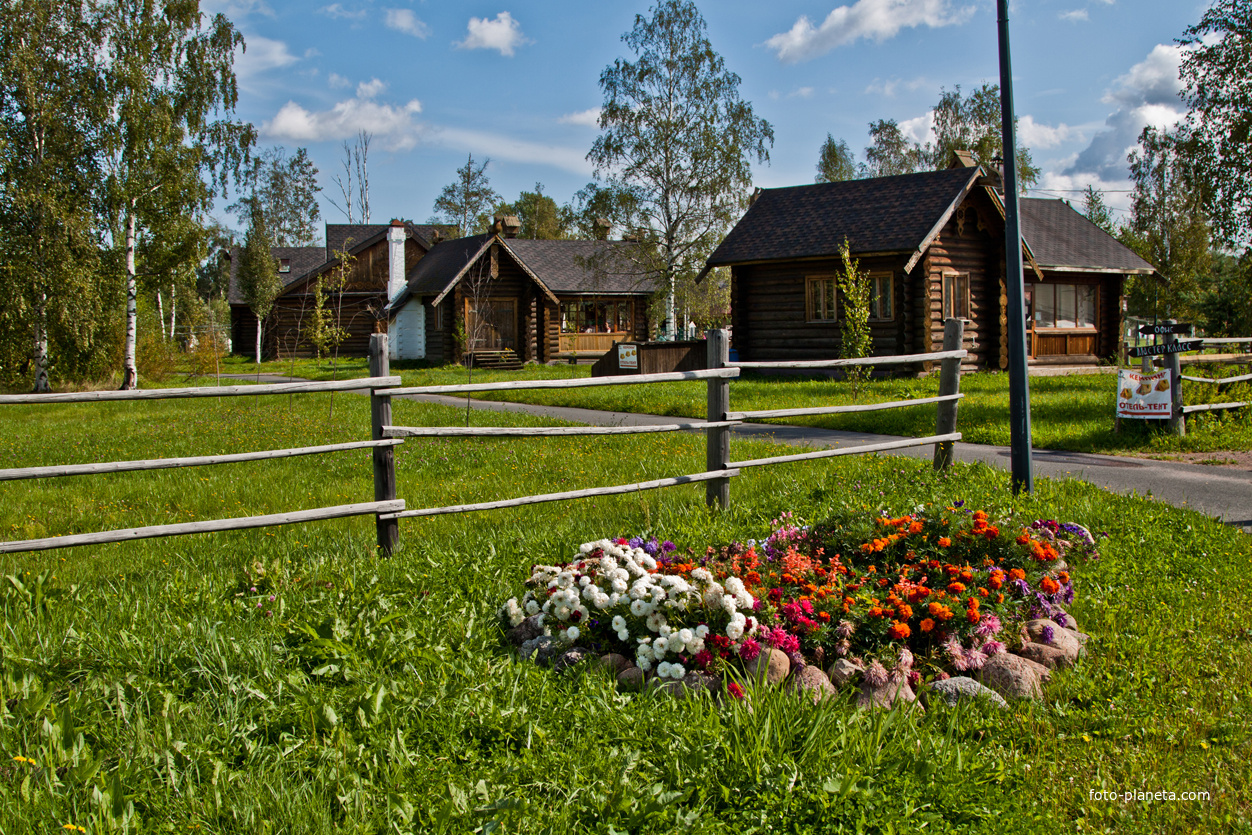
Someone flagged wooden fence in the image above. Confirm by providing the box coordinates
[0,322,968,555]
[1132,326,1252,436]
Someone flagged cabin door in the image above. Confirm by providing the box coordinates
[465,298,517,351]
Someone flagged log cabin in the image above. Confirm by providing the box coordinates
[704,159,1156,370]
[384,217,659,366]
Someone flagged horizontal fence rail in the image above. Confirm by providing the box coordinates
[730,433,962,470]
[0,376,402,405]
[0,500,405,554]
[381,470,740,520]
[0,439,405,483]
[728,349,967,370]
[728,393,963,422]
[1180,371,1252,385]
[382,367,739,397]
[383,421,739,438]
[1181,400,1251,415]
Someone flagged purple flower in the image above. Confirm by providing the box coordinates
[643,539,659,556]
[953,500,965,508]
[628,536,644,549]
[786,650,807,670]
[661,540,675,553]
[1041,625,1056,645]
[1052,612,1070,629]
[1012,578,1031,597]
[1063,584,1076,605]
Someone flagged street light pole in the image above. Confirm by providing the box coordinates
[998,0,1034,494]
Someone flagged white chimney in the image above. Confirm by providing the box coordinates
[387,219,406,301]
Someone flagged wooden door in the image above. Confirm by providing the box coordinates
[466,298,517,351]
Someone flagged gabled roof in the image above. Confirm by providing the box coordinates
[1019,198,1156,274]
[226,245,327,305]
[386,235,656,314]
[706,168,982,267]
[326,222,445,255]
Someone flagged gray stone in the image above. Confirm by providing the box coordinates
[617,666,645,692]
[654,670,721,699]
[1014,642,1070,670]
[975,652,1045,700]
[599,653,633,677]
[506,614,544,646]
[1024,619,1082,663]
[528,635,561,666]
[552,647,593,674]
[826,659,864,689]
[744,648,790,686]
[788,665,838,703]
[925,676,1009,710]
[856,678,917,710]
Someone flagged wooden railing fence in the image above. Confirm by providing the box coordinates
[1,322,968,555]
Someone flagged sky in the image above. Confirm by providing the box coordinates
[208,0,1213,238]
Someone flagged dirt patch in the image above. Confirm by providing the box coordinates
[1133,450,1252,471]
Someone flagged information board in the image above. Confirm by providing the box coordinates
[617,343,638,370]
[1116,369,1172,419]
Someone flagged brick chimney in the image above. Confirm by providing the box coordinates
[387,219,406,301]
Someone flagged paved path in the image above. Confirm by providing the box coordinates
[211,374,1252,532]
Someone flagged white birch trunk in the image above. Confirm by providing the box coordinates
[255,317,262,364]
[156,289,165,340]
[169,283,176,341]
[121,206,138,390]
[33,292,50,393]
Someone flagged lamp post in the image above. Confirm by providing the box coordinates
[998,0,1034,493]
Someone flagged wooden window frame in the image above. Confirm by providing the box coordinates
[278,258,291,274]
[805,275,838,323]
[942,271,971,321]
[869,272,894,321]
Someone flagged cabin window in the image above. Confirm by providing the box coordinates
[560,299,633,334]
[278,258,291,274]
[942,272,970,320]
[869,272,894,321]
[1027,283,1097,328]
[806,276,837,322]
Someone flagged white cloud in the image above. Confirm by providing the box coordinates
[356,78,387,99]
[385,8,431,39]
[899,111,935,146]
[328,72,351,89]
[788,86,816,99]
[234,34,299,81]
[558,107,601,127]
[203,0,273,18]
[1065,43,1187,182]
[1059,9,1089,22]
[864,76,927,97]
[263,93,423,151]
[320,3,365,20]
[766,0,976,63]
[428,126,592,175]
[1018,115,1079,149]
[456,12,529,57]
[1035,168,1133,216]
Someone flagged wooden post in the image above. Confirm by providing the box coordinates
[1165,322,1185,437]
[369,334,399,553]
[706,329,730,509]
[933,318,964,469]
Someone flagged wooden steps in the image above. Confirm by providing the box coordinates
[465,350,523,371]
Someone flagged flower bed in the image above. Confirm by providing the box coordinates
[500,507,1099,705]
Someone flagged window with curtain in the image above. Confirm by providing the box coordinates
[869,272,894,321]
[942,273,970,320]
[1027,284,1097,328]
[806,276,837,322]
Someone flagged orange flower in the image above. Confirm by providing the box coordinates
[928,601,944,616]
[966,607,981,624]
[985,525,1000,539]
[1009,568,1026,581]
[888,621,911,640]
[978,587,989,597]
[1016,532,1031,545]
[996,593,1005,604]
[920,618,935,633]
[938,537,952,548]
[908,521,924,534]
[896,603,914,620]
[947,582,966,594]
[818,611,831,622]
[1058,571,1070,585]
[1040,576,1060,594]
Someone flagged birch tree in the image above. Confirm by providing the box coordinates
[237,201,279,364]
[101,0,254,389]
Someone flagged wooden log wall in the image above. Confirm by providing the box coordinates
[918,201,1001,370]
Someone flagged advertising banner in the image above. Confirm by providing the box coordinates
[1116,369,1172,419]
[617,343,638,370]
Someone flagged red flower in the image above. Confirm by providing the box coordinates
[727,682,745,700]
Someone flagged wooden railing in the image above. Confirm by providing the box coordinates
[557,332,627,354]
[1,322,969,554]
[1177,336,1252,426]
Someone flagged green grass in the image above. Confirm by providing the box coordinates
[383,362,1252,456]
[0,389,1249,833]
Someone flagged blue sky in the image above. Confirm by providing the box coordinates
[209,0,1211,237]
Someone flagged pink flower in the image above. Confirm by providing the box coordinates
[737,638,761,662]
[863,660,889,688]
[981,640,1005,656]
[907,670,921,686]
[727,682,746,700]
[695,650,714,669]
[976,613,1003,637]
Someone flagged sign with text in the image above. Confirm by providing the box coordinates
[1128,340,1203,358]
[617,343,638,370]
[1117,369,1172,419]
[1138,322,1191,336]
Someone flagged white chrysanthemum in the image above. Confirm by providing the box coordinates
[617,629,630,642]
[608,593,623,607]
[566,626,580,642]
[652,637,669,657]
[556,572,575,589]
[726,622,744,640]
[668,577,690,595]
[579,542,595,554]
[638,555,657,571]
[658,623,672,637]
[611,578,628,594]
[637,644,653,661]
[637,656,653,672]
[657,661,673,678]
[688,638,705,654]
[598,555,619,572]
[667,635,685,655]
[725,577,745,595]
[612,615,627,632]
[525,599,540,616]
[677,628,694,647]
[578,575,591,587]
[722,594,738,613]
[535,613,545,628]
[691,567,712,583]
[669,663,686,680]
[630,599,649,617]
[736,591,754,610]
[695,624,709,638]
[646,612,667,633]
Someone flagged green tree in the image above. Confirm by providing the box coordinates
[497,183,568,239]
[0,0,112,392]
[588,0,773,340]
[835,239,873,398]
[1082,186,1116,234]
[816,134,858,183]
[237,201,279,364]
[927,84,1040,189]
[863,119,923,178]
[1179,0,1252,245]
[102,0,254,389]
[231,146,321,246]
[1196,251,1252,336]
[1124,126,1212,321]
[433,154,500,237]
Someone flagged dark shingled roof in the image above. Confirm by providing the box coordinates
[387,236,656,313]
[706,168,979,266]
[1019,198,1156,273]
[227,245,328,305]
[325,224,388,255]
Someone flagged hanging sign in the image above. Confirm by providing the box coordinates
[1138,322,1191,336]
[1128,340,1202,358]
[1117,369,1172,419]
[618,343,638,370]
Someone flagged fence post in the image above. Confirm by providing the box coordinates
[369,334,399,553]
[933,317,964,469]
[1165,321,1185,437]
[706,329,730,509]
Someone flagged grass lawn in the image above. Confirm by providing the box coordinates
[0,386,1248,833]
